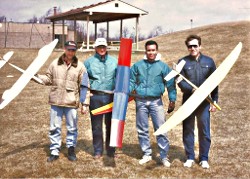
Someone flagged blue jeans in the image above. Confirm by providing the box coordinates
[136,97,169,160]
[49,105,78,156]
[89,93,115,156]
[183,101,211,162]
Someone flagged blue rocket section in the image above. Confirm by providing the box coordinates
[115,66,130,93]
[112,93,129,120]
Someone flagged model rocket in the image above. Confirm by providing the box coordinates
[109,38,132,148]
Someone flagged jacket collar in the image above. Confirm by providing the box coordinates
[143,53,161,62]
[58,54,78,67]
[94,52,108,62]
[188,52,202,61]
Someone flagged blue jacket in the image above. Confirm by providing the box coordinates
[84,53,117,91]
[130,56,176,101]
[178,53,219,103]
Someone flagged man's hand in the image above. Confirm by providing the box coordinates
[81,104,89,114]
[167,101,175,113]
[209,103,217,112]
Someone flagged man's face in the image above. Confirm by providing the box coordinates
[145,44,158,61]
[187,39,201,58]
[95,45,107,56]
[64,49,76,60]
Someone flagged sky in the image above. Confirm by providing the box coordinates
[0,0,249,36]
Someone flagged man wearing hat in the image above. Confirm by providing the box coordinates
[36,40,89,162]
[82,37,117,159]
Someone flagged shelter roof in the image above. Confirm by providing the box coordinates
[46,0,148,23]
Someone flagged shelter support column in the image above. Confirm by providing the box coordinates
[74,18,77,42]
[87,16,90,50]
[52,21,55,41]
[120,19,123,39]
[62,20,65,48]
[136,16,139,51]
[95,23,97,40]
[107,21,109,42]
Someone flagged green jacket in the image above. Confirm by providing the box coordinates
[84,53,117,91]
[130,56,176,101]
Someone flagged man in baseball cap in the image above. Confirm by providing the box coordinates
[81,37,118,159]
[94,38,108,47]
[65,41,77,51]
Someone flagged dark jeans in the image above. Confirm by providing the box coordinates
[183,101,211,162]
[89,93,115,156]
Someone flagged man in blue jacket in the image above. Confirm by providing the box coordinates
[83,38,117,159]
[178,34,218,169]
[130,40,176,167]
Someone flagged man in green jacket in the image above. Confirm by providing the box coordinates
[130,40,176,167]
[83,38,117,159]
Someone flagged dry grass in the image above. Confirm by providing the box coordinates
[0,20,249,178]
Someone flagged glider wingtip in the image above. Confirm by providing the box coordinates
[153,132,159,136]
[236,42,243,50]
[8,51,14,56]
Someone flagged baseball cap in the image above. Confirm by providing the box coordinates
[65,41,77,50]
[94,38,107,47]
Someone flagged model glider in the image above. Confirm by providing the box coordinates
[0,51,42,83]
[166,60,221,110]
[109,38,133,148]
[154,42,242,135]
[0,39,58,109]
[0,51,14,69]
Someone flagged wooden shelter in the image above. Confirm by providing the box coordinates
[46,0,148,50]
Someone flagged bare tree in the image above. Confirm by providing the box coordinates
[27,7,62,24]
[148,25,164,38]
[98,27,106,37]
[0,16,6,22]
[27,15,38,23]
[122,26,131,38]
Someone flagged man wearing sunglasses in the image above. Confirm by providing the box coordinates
[177,35,218,169]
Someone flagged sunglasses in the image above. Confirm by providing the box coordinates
[187,45,199,49]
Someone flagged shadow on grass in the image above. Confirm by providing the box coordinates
[0,142,48,159]
[114,142,186,162]
[77,139,94,156]
[78,139,116,167]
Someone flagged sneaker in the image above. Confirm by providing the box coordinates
[184,159,194,168]
[161,158,171,167]
[93,154,103,160]
[68,146,77,161]
[47,155,59,162]
[199,161,210,169]
[139,155,152,165]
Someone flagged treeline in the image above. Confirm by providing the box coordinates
[0,6,174,42]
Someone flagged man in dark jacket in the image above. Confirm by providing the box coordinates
[178,35,218,169]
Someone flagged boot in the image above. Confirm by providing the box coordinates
[68,146,77,161]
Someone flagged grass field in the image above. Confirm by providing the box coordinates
[0,20,249,178]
